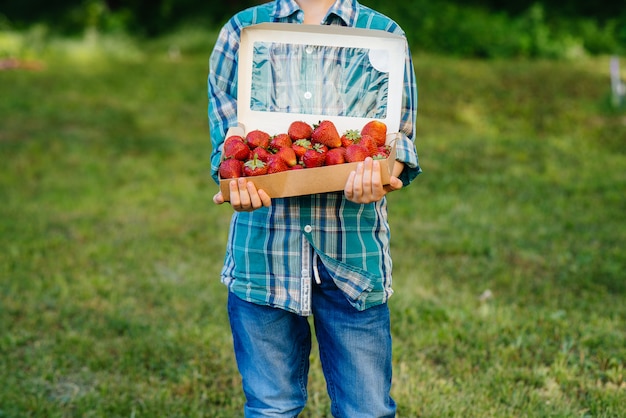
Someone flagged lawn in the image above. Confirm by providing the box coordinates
[0,30,624,417]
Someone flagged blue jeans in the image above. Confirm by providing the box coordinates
[227,261,396,417]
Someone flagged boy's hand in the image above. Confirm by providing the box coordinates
[213,178,271,211]
[344,158,403,204]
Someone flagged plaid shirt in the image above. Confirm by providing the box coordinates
[208,0,421,315]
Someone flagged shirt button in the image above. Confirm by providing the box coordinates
[304,225,313,233]
[304,91,312,100]
[305,46,314,54]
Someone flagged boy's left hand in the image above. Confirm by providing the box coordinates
[344,158,403,204]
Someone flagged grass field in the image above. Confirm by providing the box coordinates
[1,30,625,417]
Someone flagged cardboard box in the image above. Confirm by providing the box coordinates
[218,23,407,201]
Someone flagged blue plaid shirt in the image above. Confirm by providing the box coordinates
[208,0,421,315]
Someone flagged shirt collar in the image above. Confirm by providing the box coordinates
[273,0,357,26]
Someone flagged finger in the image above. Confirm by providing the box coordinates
[371,159,383,195]
[213,191,225,205]
[361,158,374,195]
[352,162,364,198]
[257,189,272,207]
[237,177,252,209]
[361,159,385,202]
[344,170,356,199]
[246,180,263,209]
[389,176,403,190]
[383,176,403,193]
[228,180,241,207]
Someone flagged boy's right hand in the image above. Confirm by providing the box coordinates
[213,178,271,211]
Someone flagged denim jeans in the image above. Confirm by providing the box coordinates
[227,260,396,417]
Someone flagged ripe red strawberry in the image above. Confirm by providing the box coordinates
[311,120,341,148]
[291,163,304,170]
[243,154,268,176]
[375,145,391,159]
[292,139,312,159]
[219,158,244,179]
[325,147,346,166]
[246,129,271,149]
[361,120,387,147]
[275,146,297,167]
[345,144,370,162]
[358,134,378,157]
[223,135,250,161]
[267,155,290,174]
[269,133,292,151]
[302,144,327,168]
[288,121,313,141]
[340,129,361,148]
[313,143,328,153]
[251,146,272,162]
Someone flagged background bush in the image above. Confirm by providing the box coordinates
[367,0,625,58]
[0,0,624,58]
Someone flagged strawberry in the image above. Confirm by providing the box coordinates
[274,146,297,167]
[313,143,328,154]
[292,139,312,159]
[219,158,244,179]
[223,135,250,161]
[345,144,370,163]
[361,120,387,147]
[288,121,313,141]
[311,120,341,148]
[340,129,361,148]
[291,163,304,170]
[243,154,268,177]
[251,146,272,162]
[246,129,271,149]
[269,133,292,151]
[375,145,392,159]
[302,144,327,168]
[358,134,378,157]
[325,147,346,166]
[267,155,290,174]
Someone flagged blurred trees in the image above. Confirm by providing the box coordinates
[1,0,622,33]
[0,0,623,57]
[366,0,625,57]
[0,0,265,35]
[452,0,623,21]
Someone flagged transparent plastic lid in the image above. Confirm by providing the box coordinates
[250,42,389,119]
[238,23,406,135]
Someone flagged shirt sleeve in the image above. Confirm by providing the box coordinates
[394,38,422,187]
[208,21,241,184]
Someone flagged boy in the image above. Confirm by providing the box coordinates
[208,0,420,416]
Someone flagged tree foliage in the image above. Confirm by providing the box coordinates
[0,0,263,35]
[0,0,623,57]
[365,0,625,57]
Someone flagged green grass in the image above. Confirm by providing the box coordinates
[1,31,625,417]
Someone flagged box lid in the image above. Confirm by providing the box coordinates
[237,22,407,135]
